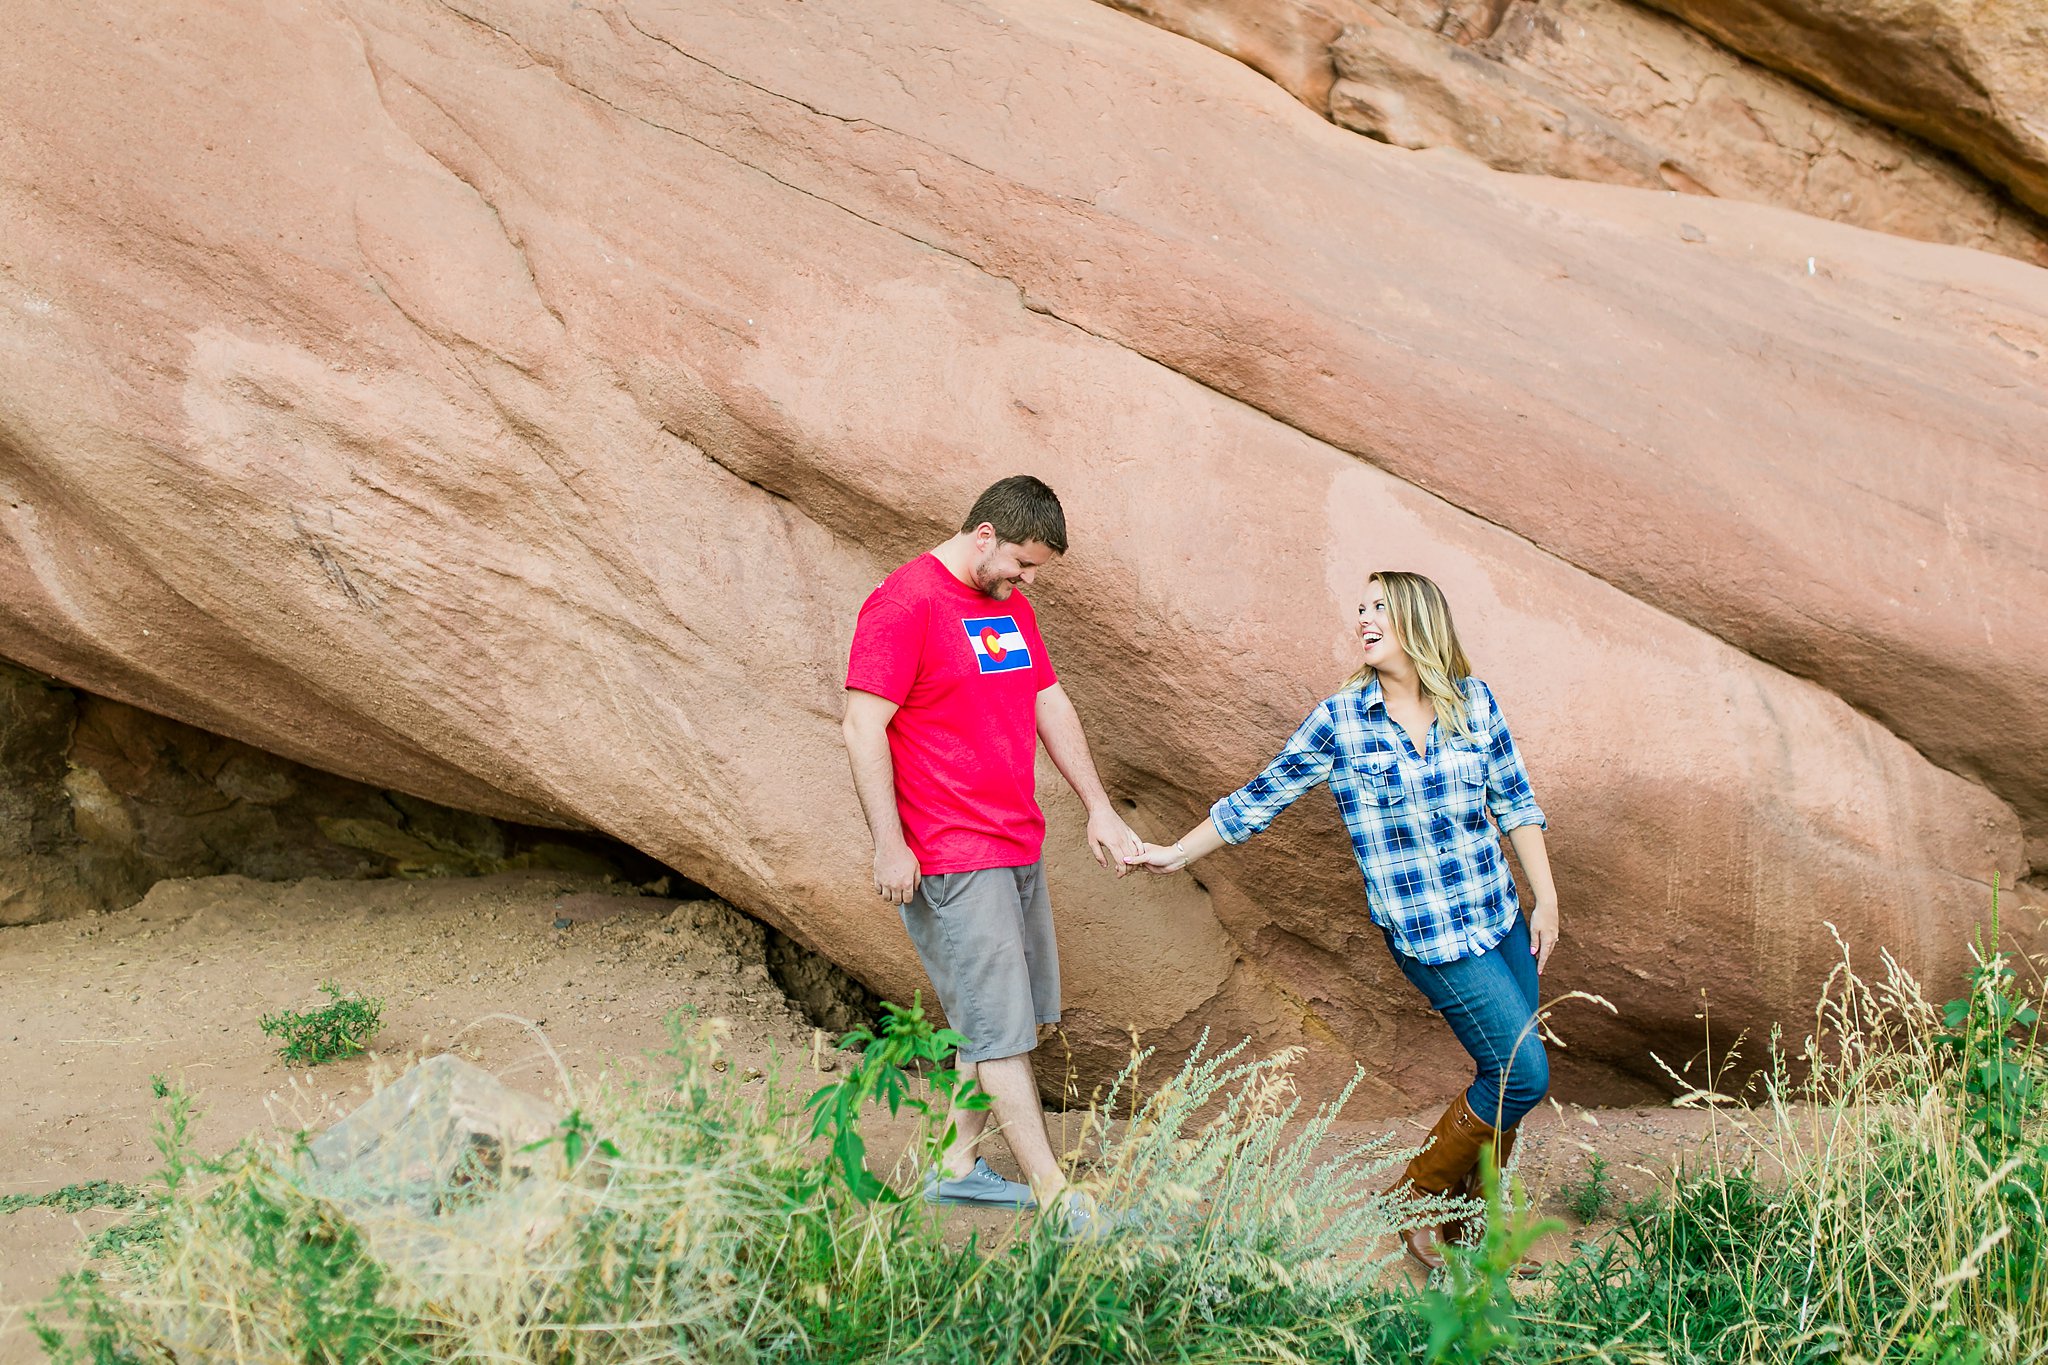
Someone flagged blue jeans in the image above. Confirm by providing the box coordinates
[1385,914,1548,1130]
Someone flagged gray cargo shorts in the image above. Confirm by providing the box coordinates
[899,861,1060,1065]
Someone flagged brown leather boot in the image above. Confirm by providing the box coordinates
[1442,1123,1515,1249]
[1446,1125,1542,1278]
[1387,1094,1494,1271]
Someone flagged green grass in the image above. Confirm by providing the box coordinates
[1524,902,2048,1364]
[258,981,383,1067]
[28,891,2048,1365]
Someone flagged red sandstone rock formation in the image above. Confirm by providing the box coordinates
[1099,0,2048,264]
[1,0,2042,1103]
[1636,0,2048,220]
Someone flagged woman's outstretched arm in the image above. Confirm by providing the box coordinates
[1126,700,1340,873]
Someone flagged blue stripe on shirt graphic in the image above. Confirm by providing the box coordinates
[961,616,1032,674]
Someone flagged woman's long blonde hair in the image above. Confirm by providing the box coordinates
[1345,571,1476,739]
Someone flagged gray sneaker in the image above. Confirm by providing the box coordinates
[1050,1190,1132,1241]
[923,1158,1036,1209]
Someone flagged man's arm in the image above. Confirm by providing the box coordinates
[1035,682,1142,877]
[842,689,920,905]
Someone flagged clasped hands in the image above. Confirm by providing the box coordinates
[1121,840,1191,874]
[1085,806,1146,879]
[1087,810,1195,877]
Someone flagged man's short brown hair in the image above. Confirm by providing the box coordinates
[961,475,1067,555]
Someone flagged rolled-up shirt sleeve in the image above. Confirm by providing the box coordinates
[1210,701,1339,845]
[1472,680,1546,831]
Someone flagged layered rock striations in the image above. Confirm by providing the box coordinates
[1,0,2042,1101]
[1633,0,2048,220]
[1099,0,2048,264]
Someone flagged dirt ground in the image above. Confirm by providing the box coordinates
[0,871,1761,1363]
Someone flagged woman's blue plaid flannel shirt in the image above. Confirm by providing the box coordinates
[1209,675,1547,965]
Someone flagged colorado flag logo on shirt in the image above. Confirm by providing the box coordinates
[962,615,1032,674]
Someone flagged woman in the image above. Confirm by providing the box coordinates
[1126,571,1559,1271]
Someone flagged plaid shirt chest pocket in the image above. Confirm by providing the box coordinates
[1358,748,1402,805]
[1437,744,1489,820]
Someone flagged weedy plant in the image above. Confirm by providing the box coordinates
[806,993,989,1203]
[804,1033,1439,1365]
[1415,1154,1560,1365]
[520,1106,621,1172]
[1559,1152,1613,1224]
[259,982,384,1067]
[0,1180,145,1217]
[0,1179,162,1275]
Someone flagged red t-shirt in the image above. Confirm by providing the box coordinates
[844,553,1058,874]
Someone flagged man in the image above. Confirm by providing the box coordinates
[842,475,1141,1221]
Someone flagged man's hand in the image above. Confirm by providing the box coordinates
[1529,899,1559,974]
[875,842,921,906]
[1086,807,1145,879]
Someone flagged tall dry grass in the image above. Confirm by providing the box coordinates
[30,896,2046,1364]
[32,1017,1440,1364]
[1532,911,2048,1365]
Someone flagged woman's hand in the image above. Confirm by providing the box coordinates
[1125,819,1226,875]
[1529,899,1559,974]
[1123,841,1189,874]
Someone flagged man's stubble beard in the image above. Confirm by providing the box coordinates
[970,553,1015,599]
